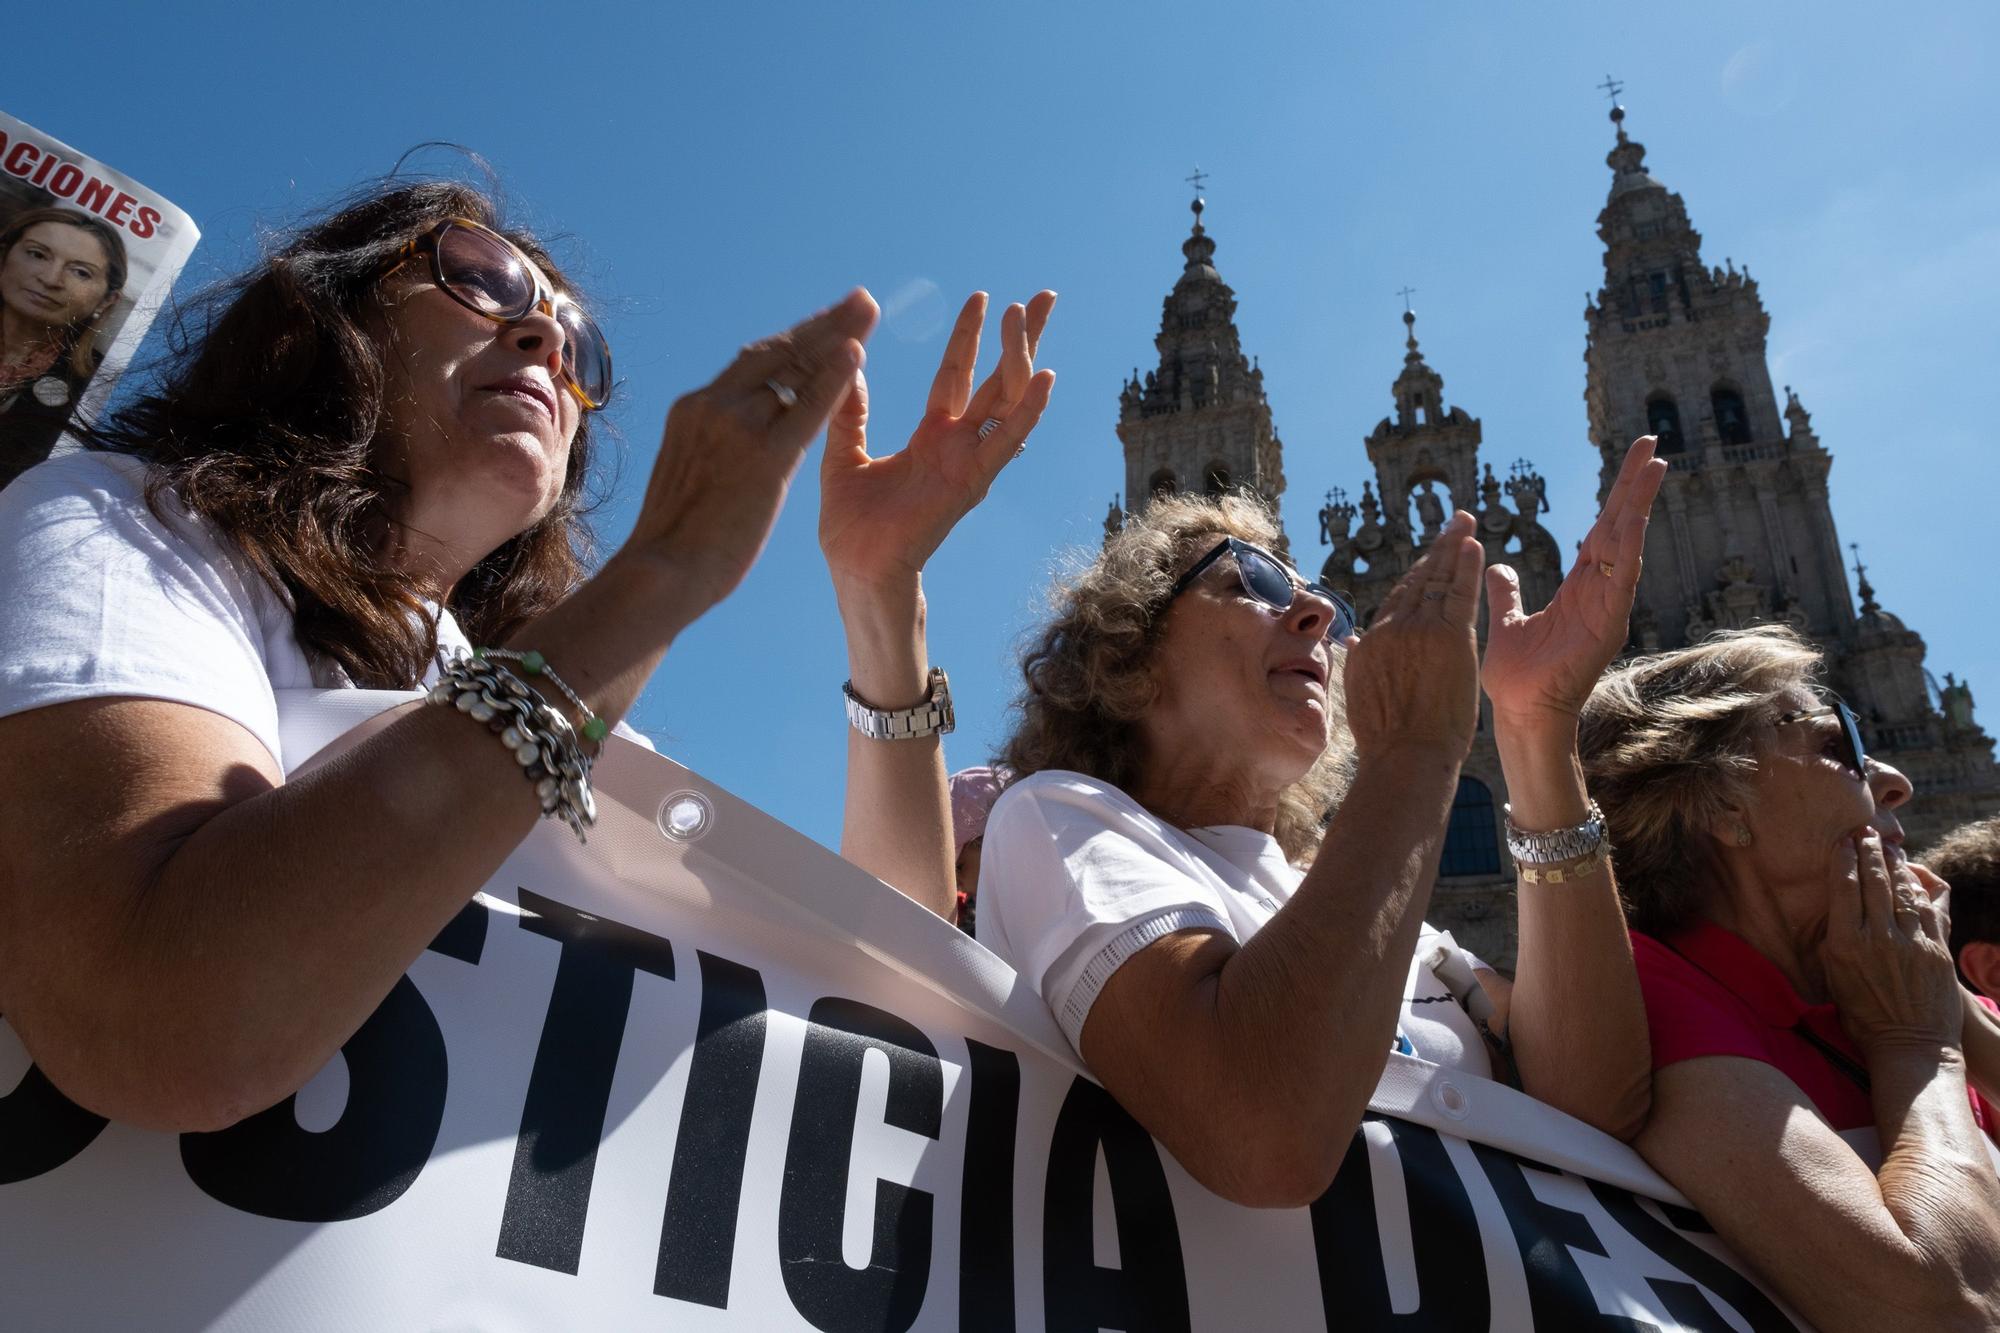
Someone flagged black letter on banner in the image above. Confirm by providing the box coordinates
[1308,1114,1489,1328]
[1589,1182,1800,1332]
[178,899,487,1220]
[1042,1075,1191,1333]
[654,950,767,1306]
[1469,1141,1645,1329]
[0,1023,108,1184]
[959,1040,1020,1332]
[778,997,942,1333]
[498,888,675,1274]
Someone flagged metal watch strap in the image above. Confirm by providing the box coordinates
[1503,798,1607,865]
[843,667,955,740]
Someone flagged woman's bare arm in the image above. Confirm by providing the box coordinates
[0,297,875,1131]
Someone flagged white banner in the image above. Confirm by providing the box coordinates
[0,692,1809,1330]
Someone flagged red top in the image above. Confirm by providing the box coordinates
[1633,922,1996,1137]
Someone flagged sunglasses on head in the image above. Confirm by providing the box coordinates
[387,217,613,411]
[1166,536,1357,642]
[1774,694,1868,776]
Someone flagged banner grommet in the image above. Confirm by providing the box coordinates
[657,790,715,843]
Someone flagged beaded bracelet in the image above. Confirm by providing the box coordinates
[428,653,598,840]
[478,648,609,750]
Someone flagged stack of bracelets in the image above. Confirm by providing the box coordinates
[1503,799,1611,885]
[426,647,606,842]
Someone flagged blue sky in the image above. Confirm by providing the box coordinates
[12,2,1995,849]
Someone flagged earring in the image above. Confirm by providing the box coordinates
[1732,821,1754,847]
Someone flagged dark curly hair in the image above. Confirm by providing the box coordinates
[90,179,602,688]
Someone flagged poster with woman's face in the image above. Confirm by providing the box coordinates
[0,110,199,488]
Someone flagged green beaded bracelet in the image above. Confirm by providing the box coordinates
[481,648,608,747]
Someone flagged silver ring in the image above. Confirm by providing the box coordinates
[765,378,799,409]
[977,417,1004,441]
[1012,442,1026,459]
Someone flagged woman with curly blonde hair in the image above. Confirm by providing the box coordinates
[1579,626,2000,1330]
[978,438,1668,1208]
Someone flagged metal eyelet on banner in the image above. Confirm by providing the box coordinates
[657,790,715,843]
[1431,1078,1471,1121]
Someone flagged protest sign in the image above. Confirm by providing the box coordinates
[0,691,1806,1330]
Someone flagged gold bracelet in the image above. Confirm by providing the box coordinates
[1515,843,1611,885]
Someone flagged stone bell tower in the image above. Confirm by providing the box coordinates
[1319,310,1565,968]
[1582,99,2000,845]
[1115,188,1286,523]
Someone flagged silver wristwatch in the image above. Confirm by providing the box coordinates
[843,667,955,740]
[1503,799,1607,864]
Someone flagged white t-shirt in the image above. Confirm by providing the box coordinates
[976,768,1493,1076]
[0,451,642,774]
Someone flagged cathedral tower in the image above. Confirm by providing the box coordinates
[1116,193,1286,519]
[1583,102,1999,844]
[1319,311,1565,967]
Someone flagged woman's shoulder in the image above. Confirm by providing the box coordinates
[992,769,1153,826]
[1,447,151,509]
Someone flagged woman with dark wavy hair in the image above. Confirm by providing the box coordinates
[0,178,1056,1131]
[0,206,128,485]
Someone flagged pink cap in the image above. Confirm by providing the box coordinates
[949,766,1008,857]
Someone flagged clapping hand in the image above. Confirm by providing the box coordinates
[1481,436,1668,733]
[819,291,1057,591]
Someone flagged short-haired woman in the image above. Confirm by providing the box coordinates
[976,439,1668,1207]
[1580,626,2000,1330]
[0,179,1056,1132]
[0,206,128,485]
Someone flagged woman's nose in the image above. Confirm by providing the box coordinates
[506,306,568,380]
[1285,586,1337,640]
[1867,758,1913,813]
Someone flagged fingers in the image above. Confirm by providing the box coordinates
[926,293,988,418]
[1484,563,1525,630]
[1024,290,1057,358]
[765,338,867,455]
[1828,835,1863,939]
[973,369,1056,474]
[1857,831,1897,934]
[962,301,1031,425]
[1379,512,1474,622]
[1444,527,1484,618]
[820,367,870,473]
[714,288,880,397]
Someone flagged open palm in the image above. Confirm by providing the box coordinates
[819,291,1057,587]
[1481,436,1667,728]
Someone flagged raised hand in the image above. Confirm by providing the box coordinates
[626,289,880,612]
[818,290,1057,590]
[1342,511,1485,762]
[1823,832,1964,1057]
[1481,436,1668,732]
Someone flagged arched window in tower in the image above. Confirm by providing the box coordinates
[1440,776,1502,877]
[1203,462,1231,496]
[1148,468,1179,497]
[1646,395,1685,454]
[1711,386,1751,446]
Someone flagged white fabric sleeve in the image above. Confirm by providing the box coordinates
[978,775,1235,1053]
[0,455,285,765]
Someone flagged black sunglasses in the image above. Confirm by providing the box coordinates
[386,218,614,411]
[1775,695,1868,776]
[1166,537,1357,642]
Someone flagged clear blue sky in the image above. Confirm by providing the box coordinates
[13,2,1995,849]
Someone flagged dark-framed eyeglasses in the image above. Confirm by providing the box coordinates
[1774,695,1868,776]
[1165,536,1357,642]
[385,217,613,411]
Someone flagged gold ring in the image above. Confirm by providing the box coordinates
[1598,561,1616,577]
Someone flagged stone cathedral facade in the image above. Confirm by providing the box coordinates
[1110,109,2000,968]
